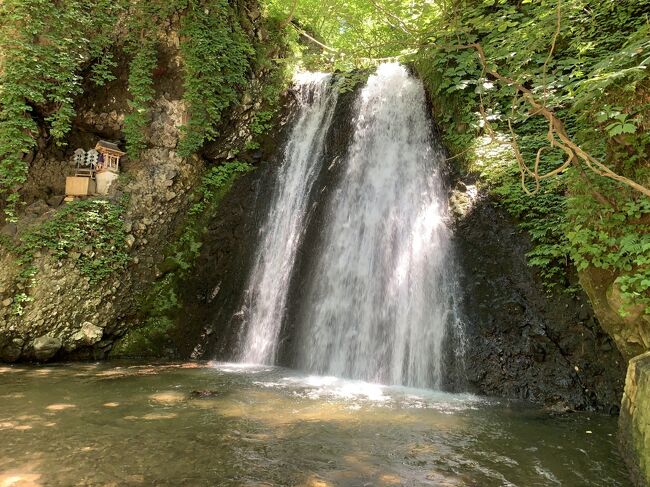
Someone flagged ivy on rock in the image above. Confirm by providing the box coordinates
[177,0,256,156]
[9,198,129,315]
[0,0,123,220]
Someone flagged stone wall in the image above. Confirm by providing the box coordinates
[620,351,650,486]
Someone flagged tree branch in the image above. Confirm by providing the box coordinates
[368,0,414,36]
[279,0,298,29]
[443,42,650,199]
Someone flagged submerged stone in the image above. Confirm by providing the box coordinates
[189,389,221,399]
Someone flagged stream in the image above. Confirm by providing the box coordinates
[0,362,630,486]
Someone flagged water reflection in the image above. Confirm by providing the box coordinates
[0,362,632,486]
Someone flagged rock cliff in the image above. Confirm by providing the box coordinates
[579,267,650,362]
[171,80,626,412]
[0,0,281,362]
[450,188,626,412]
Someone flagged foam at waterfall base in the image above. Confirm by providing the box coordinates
[210,361,484,412]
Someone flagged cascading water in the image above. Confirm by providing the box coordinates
[296,64,456,388]
[238,63,460,389]
[239,72,338,364]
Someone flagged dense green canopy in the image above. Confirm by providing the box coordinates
[271,0,650,314]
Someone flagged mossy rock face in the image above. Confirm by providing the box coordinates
[111,317,177,358]
[620,351,650,487]
[580,267,650,361]
[109,164,254,360]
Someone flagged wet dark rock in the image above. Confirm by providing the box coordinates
[0,338,24,362]
[450,192,626,412]
[189,389,221,398]
[174,167,269,359]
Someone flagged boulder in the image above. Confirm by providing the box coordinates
[46,195,65,208]
[580,267,650,360]
[0,222,17,237]
[25,199,50,217]
[32,335,62,361]
[0,338,24,362]
[66,322,103,351]
[189,389,221,398]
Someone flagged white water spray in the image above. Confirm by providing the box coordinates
[239,64,460,388]
[296,64,456,388]
[239,72,338,363]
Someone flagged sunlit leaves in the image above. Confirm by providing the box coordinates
[177,0,255,157]
[408,0,650,311]
[265,0,440,70]
[0,0,125,218]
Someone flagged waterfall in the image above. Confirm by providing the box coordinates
[295,64,455,388]
[239,72,339,364]
[238,64,460,389]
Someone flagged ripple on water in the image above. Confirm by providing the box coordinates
[0,362,633,487]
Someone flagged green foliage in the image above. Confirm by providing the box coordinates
[407,0,650,312]
[2,0,646,317]
[123,41,158,157]
[0,0,290,218]
[11,293,34,317]
[469,129,572,291]
[0,0,124,219]
[566,177,650,314]
[177,0,256,156]
[90,51,118,86]
[118,0,286,158]
[120,0,190,157]
[336,71,370,93]
[250,111,275,137]
[17,199,129,280]
[8,198,129,315]
[245,14,296,148]
[264,0,434,70]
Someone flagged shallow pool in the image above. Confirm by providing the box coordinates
[0,362,631,486]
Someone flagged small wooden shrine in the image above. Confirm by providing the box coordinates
[95,140,125,173]
[65,140,126,198]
